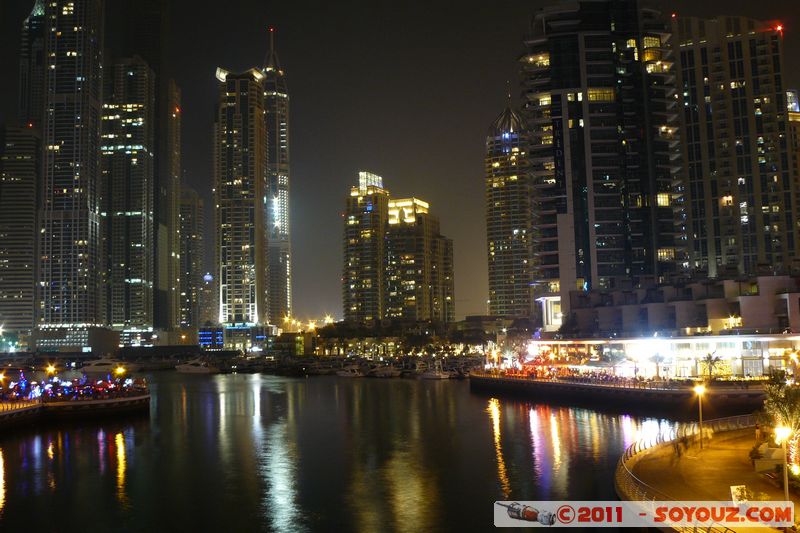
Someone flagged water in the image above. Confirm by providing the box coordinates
[0,373,677,532]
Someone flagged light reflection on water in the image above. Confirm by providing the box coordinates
[0,374,678,531]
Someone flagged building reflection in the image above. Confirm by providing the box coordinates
[115,432,127,506]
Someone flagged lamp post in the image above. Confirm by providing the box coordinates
[776,426,792,503]
[694,384,706,449]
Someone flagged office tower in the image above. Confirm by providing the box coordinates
[385,198,454,323]
[674,17,797,277]
[39,0,105,326]
[199,272,218,326]
[213,68,268,326]
[520,0,680,328]
[101,57,156,331]
[19,0,46,128]
[165,81,182,328]
[179,186,204,328]
[485,104,533,318]
[263,28,292,324]
[105,0,180,330]
[0,126,40,335]
[343,172,390,326]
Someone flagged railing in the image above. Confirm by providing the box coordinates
[0,398,41,413]
[615,414,755,533]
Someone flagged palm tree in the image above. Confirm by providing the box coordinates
[651,353,666,380]
[764,381,800,463]
[701,352,722,381]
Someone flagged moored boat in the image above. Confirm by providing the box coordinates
[175,358,220,374]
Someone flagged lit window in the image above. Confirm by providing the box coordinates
[587,88,615,102]
[656,193,670,207]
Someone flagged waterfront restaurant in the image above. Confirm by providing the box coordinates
[525,334,799,379]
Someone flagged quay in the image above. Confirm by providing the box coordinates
[469,372,765,412]
[0,394,150,428]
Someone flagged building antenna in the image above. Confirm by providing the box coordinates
[506,80,512,106]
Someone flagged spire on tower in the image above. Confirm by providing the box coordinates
[264,26,281,71]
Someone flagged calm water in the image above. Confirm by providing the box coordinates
[0,374,677,532]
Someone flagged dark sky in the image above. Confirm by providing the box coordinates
[1,0,798,322]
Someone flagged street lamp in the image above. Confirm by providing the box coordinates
[694,384,706,449]
[46,364,56,376]
[115,365,126,377]
[776,425,793,503]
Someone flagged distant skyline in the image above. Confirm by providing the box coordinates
[1,0,798,322]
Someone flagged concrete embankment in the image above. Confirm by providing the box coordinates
[0,395,150,428]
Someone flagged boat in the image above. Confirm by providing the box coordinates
[175,358,220,374]
[420,360,450,380]
[336,366,365,378]
[81,358,141,375]
[369,365,402,378]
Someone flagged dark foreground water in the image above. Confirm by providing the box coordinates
[0,374,677,532]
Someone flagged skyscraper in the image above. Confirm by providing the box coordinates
[213,68,268,326]
[520,0,680,329]
[39,0,105,327]
[263,28,292,324]
[343,172,390,326]
[343,172,455,325]
[485,104,533,318]
[18,0,46,129]
[165,81,182,328]
[101,56,156,331]
[179,185,204,328]
[790,90,800,194]
[0,126,40,335]
[673,17,798,276]
[385,198,454,323]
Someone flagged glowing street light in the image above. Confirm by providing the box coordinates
[776,425,793,503]
[694,384,706,449]
[115,365,126,377]
[46,364,56,376]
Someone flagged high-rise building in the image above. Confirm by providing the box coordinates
[19,0,46,129]
[385,198,454,323]
[263,28,292,324]
[0,126,40,335]
[343,172,390,326]
[343,172,455,325]
[790,90,800,197]
[165,81,182,328]
[520,0,680,330]
[199,272,218,326]
[485,104,533,318]
[179,185,204,328]
[39,0,105,327]
[213,68,268,326]
[673,17,797,277]
[101,56,156,331]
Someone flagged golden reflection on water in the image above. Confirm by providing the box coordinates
[550,413,562,469]
[384,449,437,533]
[487,398,511,498]
[0,449,5,513]
[115,432,127,505]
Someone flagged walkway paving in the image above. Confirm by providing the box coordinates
[633,428,796,531]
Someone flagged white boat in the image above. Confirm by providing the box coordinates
[336,366,364,378]
[175,358,220,374]
[420,360,450,380]
[369,365,402,378]
[82,358,140,375]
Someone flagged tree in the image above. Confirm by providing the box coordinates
[651,353,666,379]
[700,352,722,381]
[763,380,800,462]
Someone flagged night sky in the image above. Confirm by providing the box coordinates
[1,0,798,322]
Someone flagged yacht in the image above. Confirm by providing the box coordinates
[369,365,402,378]
[336,366,364,378]
[81,358,140,376]
[175,358,220,374]
[420,360,450,380]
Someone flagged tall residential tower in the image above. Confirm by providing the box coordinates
[39,0,106,327]
[213,68,268,326]
[263,28,292,324]
[179,185,204,328]
[520,0,681,329]
[485,104,533,318]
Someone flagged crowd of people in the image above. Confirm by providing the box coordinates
[0,372,148,403]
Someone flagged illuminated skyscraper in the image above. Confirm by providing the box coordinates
[343,172,389,326]
[385,198,454,323]
[19,0,46,129]
[0,126,40,335]
[789,90,800,196]
[102,56,156,331]
[213,68,268,326]
[673,17,798,276]
[263,28,292,324]
[343,172,455,325]
[520,0,680,329]
[179,185,204,328]
[39,0,105,327]
[485,104,533,318]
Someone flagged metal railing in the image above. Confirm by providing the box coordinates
[0,398,40,413]
[615,414,755,533]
